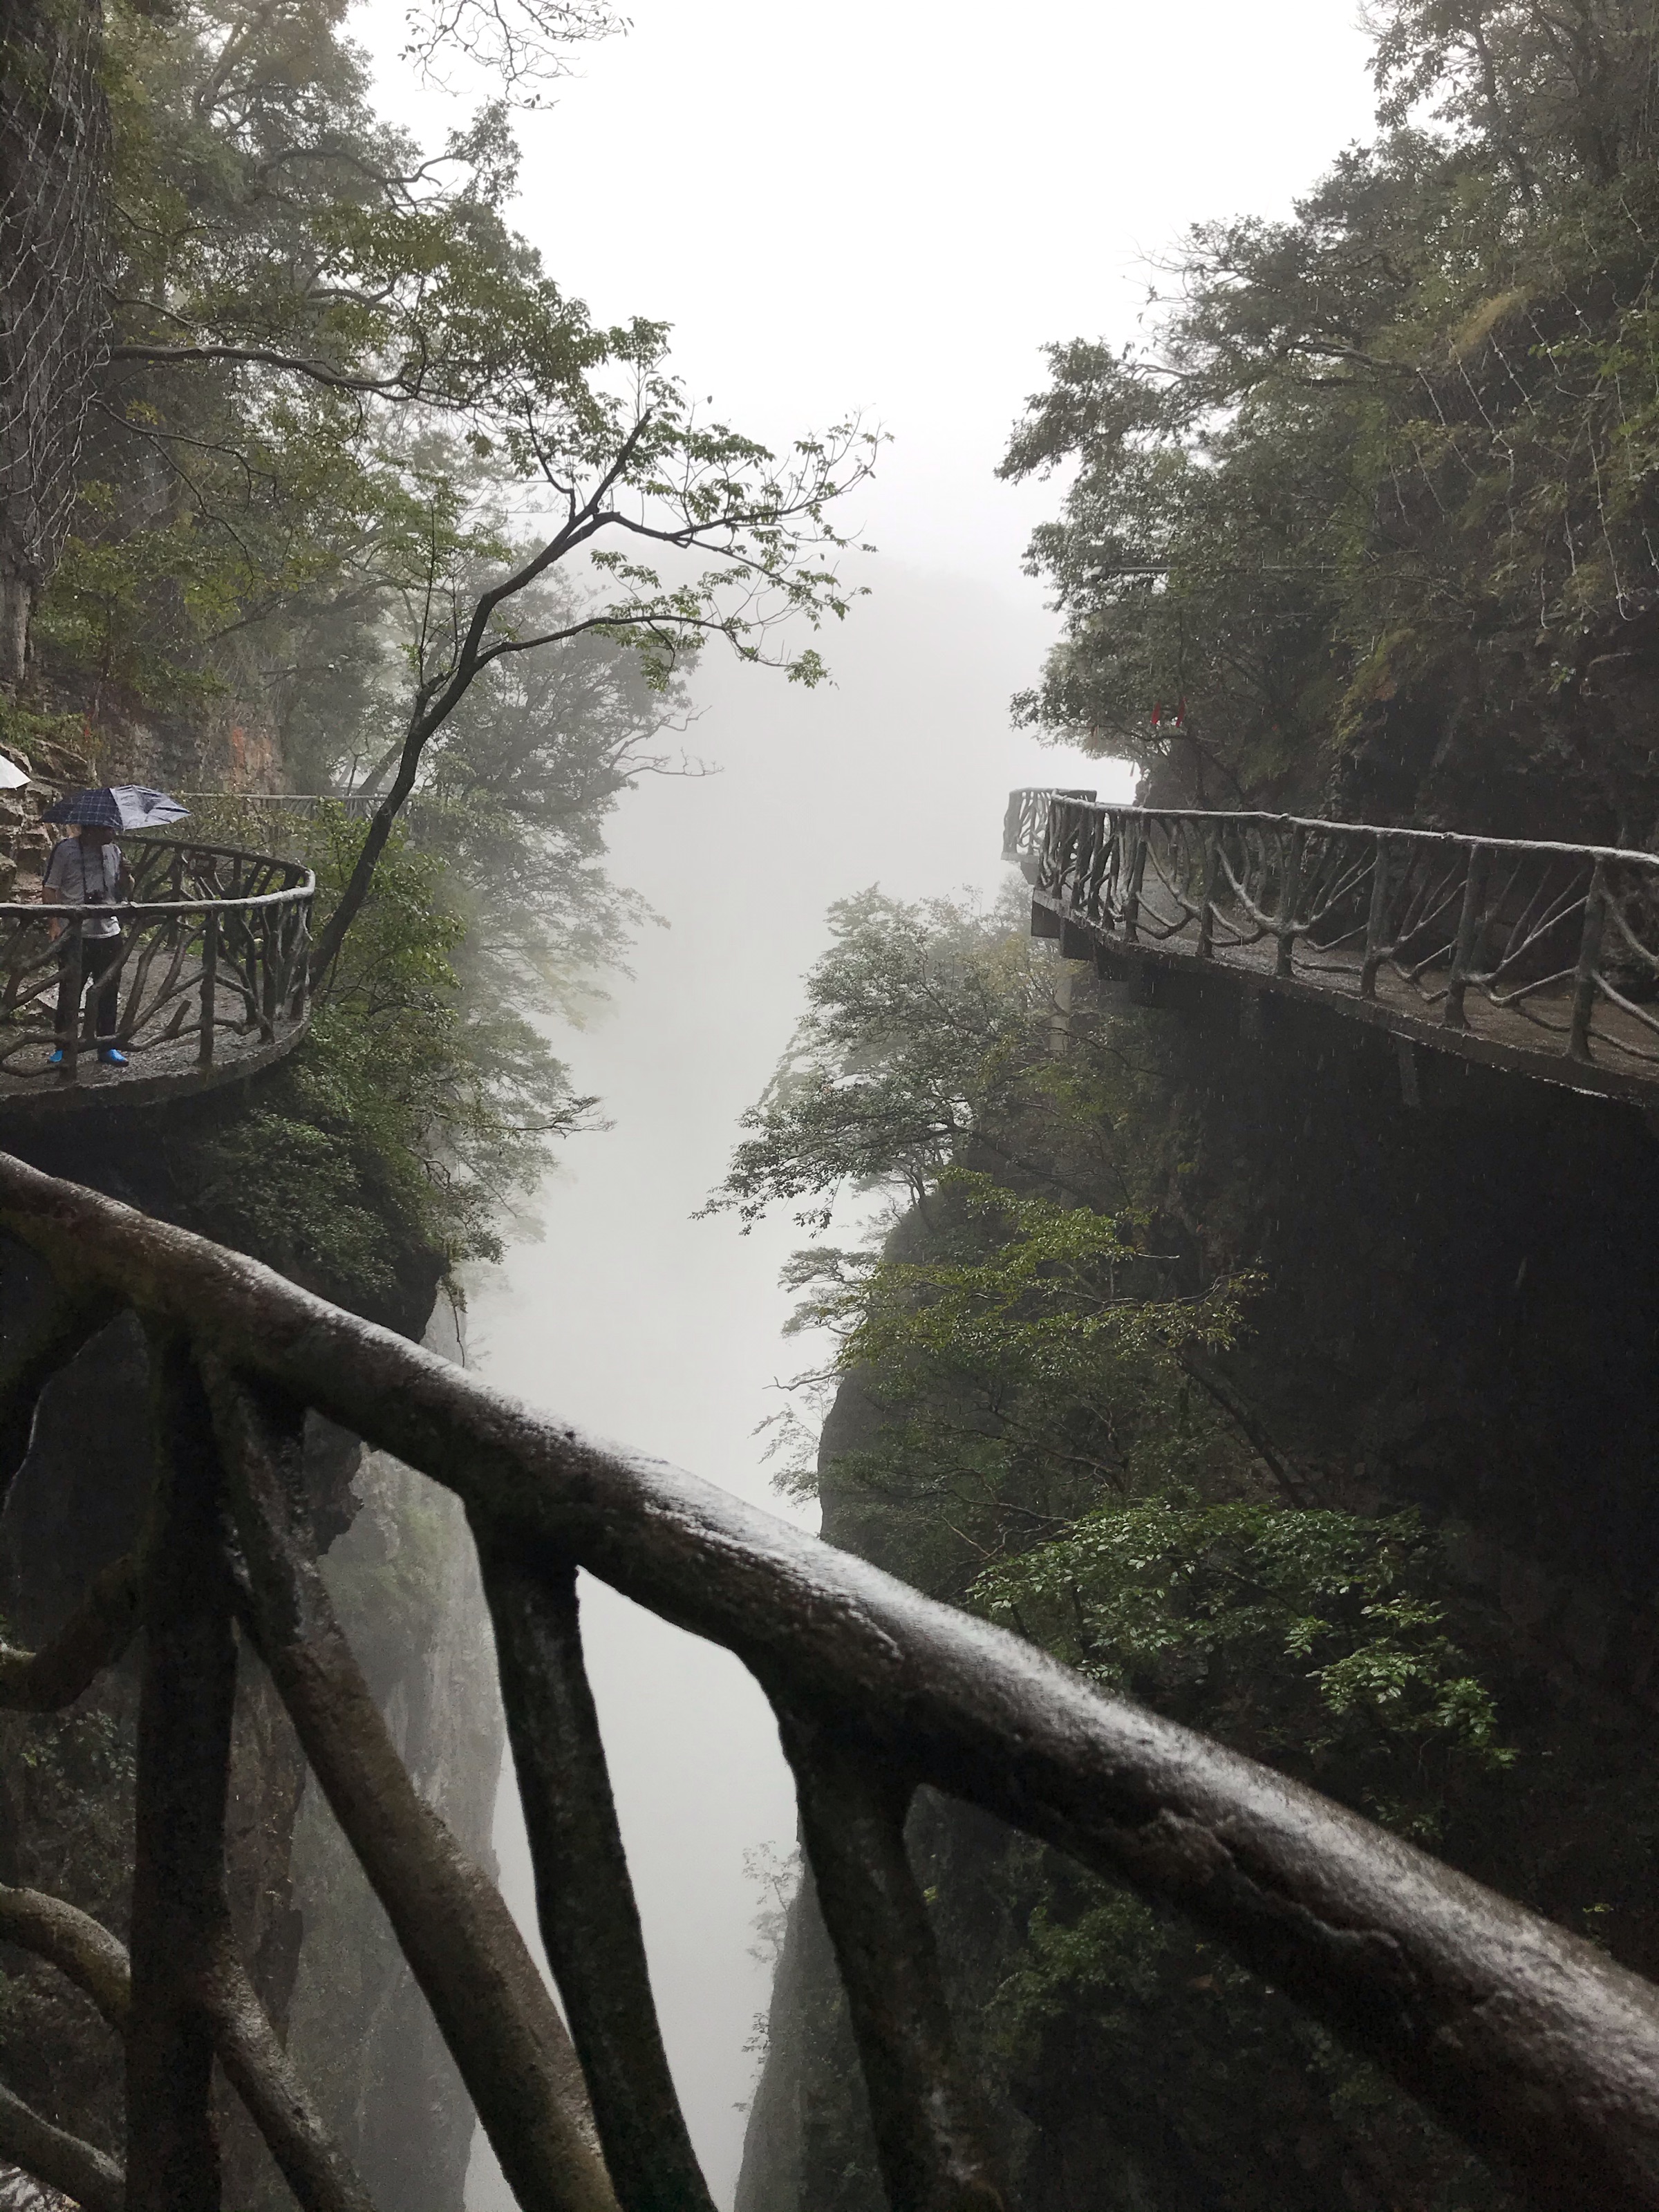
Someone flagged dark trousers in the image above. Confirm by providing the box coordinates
[57,934,124,1044]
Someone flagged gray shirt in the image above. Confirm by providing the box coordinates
[44,838,126,938]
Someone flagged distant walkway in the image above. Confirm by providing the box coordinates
[0,834,314,1121]
[1006,789,1659,1109]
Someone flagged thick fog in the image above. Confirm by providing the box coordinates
[459,568,1124,2210]
[346,3,1380,2204]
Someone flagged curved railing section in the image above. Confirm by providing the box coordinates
[0,836,314,1096]
[1002,785,1094,873]
[1011,789,1659,1102]
[0,1156,1656,2210]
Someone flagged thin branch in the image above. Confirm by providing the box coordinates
[1177,1344,1312,1504]
[109,341,418,396]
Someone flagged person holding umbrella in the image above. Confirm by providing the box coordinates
[40,785,189,1069]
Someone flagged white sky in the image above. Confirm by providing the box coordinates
[347,3,1380,2204]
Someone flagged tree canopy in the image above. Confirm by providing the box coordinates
[1004,0,1659,843]
[6,0,877,976]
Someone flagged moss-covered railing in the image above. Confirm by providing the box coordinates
[0,1153,1656,2211]
[0,838,313,1092]
[1006,789,1659,1103]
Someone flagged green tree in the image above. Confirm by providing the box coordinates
[24,0,877,976]
[1004,0,1659,842]
[185,803,592,1308]
[706,883,1134,1231]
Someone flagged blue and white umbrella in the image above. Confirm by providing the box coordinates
[42,786,190,830]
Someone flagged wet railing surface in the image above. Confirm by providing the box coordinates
[1006,788,1659,1103]
[0,1156,1658,2209]
[0,836,313,1104]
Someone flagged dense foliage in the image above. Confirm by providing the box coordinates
[0,0,875,1304]
[720,892,1508,1805]
[39,0,873,749]
[1004,0,1659,842]
[180,805,590,1306]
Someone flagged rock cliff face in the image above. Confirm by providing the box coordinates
[0,693,284,901]
[735,974,1659,2212]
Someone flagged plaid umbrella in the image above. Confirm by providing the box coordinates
[42,785,189,830]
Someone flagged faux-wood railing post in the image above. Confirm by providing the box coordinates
[290,904,310,1023]
[1197,825,1220,958]
[127,1333,238,2212]
[781,1717,1006,2212]
[1275,825,1305,978]
[259,909,278,1042]
[1082,812,1109,926]
[1123,820,1148,944]
[480,1538,715,2212]
[1361,838,1391,999]
[198,912,217,1066]
[57,921,82,1085]
[213,1371,619,2212]
[1445,845,1491,1031]
[1570,861,1609,1061]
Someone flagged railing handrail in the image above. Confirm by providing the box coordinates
[0,834,315,922]
[0,833,316,1097]
[1017,791,1659,872]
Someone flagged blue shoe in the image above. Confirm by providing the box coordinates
[47,1049,63,1067]
[97,1048,128,1067]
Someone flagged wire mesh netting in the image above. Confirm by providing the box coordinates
[0,0,110,683]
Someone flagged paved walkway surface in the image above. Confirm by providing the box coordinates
[0,1004,305,1119]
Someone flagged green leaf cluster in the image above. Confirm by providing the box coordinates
[709,884,1136,1230]
[975,1501,1510,1833]
[182,804,592,1307]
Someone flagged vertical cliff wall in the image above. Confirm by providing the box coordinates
[735,975,1659,2212]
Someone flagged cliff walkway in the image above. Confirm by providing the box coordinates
[0,836,313,1120]
[0,1153,1656,2211]
[1006,788,1659,1107]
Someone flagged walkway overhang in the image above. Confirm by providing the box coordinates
[1013,790,1659,1114]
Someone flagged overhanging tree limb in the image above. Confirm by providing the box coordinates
[308,403,875,981]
